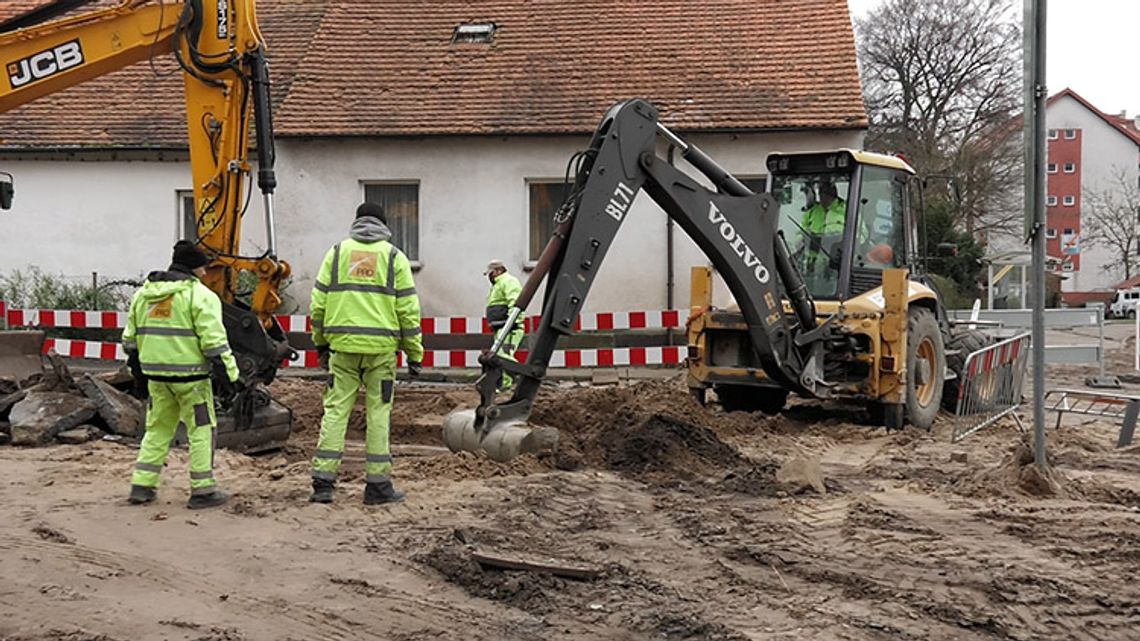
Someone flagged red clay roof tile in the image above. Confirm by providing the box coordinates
[0,0,867,148]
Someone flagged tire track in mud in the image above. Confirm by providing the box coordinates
[0,533,529,641]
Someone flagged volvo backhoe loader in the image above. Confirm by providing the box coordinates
[443,99,956,463]
[0,0,294,450]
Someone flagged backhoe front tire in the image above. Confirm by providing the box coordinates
[905,307,944,431]
[942,328,994,413]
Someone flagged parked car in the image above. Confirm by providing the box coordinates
[1110,288,1140,318]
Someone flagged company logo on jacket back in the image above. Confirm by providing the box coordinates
[708,202,770,284]
[7,40,84,89]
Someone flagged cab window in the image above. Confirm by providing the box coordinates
[854,166,908,271]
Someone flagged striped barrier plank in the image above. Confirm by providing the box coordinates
[3,302,685,334]
[33,339,684,369]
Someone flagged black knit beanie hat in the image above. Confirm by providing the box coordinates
[171,240,209,271]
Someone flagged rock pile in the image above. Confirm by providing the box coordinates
[0,352,142,447]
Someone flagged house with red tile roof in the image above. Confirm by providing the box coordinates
[0,0,868,314]
[1044,88,1140,293]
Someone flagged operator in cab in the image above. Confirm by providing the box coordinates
[308,202,424,506]
[122,241,239,510]
[483,259,524,392]
[800,179,848,277]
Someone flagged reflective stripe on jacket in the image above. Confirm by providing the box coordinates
[121,270,238,381]
[310,238,424,361]
[485,271,522,330]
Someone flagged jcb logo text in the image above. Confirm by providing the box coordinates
[7,40,84,89]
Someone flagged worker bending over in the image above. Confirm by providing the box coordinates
[484,259,524,391]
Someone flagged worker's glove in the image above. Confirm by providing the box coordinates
[407,360,423,378]
[126,351,148,400]
[316,345,331,370]
[217,376,239,402]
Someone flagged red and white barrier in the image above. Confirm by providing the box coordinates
[4,302,684,336]
[26,340,684,370]
[2,300,685,369]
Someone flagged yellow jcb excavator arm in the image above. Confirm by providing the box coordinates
[0,0,291,381]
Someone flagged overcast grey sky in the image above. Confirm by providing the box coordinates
[846,0,1140,116]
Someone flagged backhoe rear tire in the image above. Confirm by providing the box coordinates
[941,328,995,413]
[905,307,944,431]
[715,384,788,415]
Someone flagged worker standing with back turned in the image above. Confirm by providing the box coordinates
[308,202,424,505]
[123,241,238,510]
[484,259,524,391]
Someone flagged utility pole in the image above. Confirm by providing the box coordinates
[1024,0,1047,468]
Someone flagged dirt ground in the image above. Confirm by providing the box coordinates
[4,353,1140,641]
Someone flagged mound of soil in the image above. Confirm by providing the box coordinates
[954,442,1065,499]
[530,381,760,481]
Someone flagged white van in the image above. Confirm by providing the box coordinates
[1111,288,1140,318]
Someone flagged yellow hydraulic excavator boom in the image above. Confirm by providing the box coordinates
[0,0,293,384]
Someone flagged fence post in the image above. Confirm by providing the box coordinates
[1117,400,1140,448]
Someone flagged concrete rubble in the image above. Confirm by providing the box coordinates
[9,391,98,446]
[57,425,106,444]
[77,374,143,437]
[0,352,143,447]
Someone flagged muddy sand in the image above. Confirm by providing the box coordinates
[3,361,1140,640]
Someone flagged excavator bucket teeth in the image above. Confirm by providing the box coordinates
[0,331,45,384]
[442,409,559,463]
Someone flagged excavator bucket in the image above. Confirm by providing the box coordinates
[442,409,559,463]
[0,330,45,383]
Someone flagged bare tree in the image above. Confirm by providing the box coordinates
[1082,168,1140,281]
[856,0,1023,236]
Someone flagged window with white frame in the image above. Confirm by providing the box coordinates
[528,180,565,262]
[1063,195,1076,206]
[1046,228,1057,239]
[1046,195,1058,206]
[363,182,420,262]
[1064,129,1077,139]
[1063,162,1076,173]
[176,190,196,241]
[1062,262,1075,272]
[1047,163,1058,174]
[1048,129,1059,140]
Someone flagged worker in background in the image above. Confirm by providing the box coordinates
[484,259,524,391]
[309,202,423,505]
[122,241,238,510]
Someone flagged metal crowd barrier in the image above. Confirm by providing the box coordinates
[946,306,1104,366]
[1043,389,1140,448]
[952,332,1032,442]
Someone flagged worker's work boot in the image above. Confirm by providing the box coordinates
[309,479,335,504]
[127,484,156,505]
[186,489,229,510]
[363,480,405,505]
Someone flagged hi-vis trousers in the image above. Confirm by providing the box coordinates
[311,351,396,484]
[131,379,217,495]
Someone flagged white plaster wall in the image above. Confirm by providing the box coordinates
[1048,96,1140,291]
[274,130,864,317]
[0,130,864,317]
[0,159,192,284]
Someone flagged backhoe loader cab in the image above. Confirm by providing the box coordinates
[687,149,948,428]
